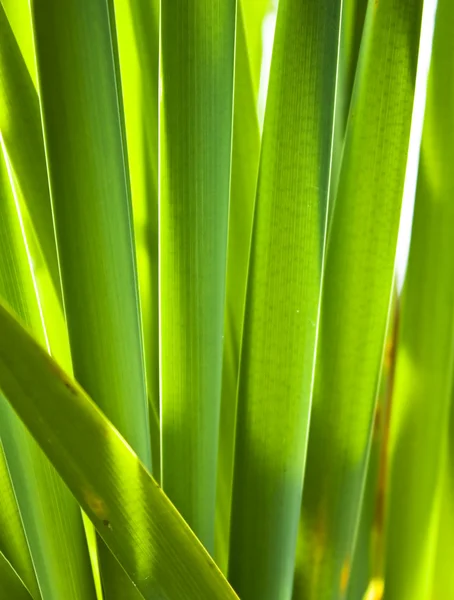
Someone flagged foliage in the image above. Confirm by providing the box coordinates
[0,0,452,598]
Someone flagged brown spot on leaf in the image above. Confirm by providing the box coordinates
[63,379,78,396]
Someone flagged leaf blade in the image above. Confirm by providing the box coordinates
[0,301,238,600]
[160,0,236,551]
[228,1,341,597]
[294,0,423,597]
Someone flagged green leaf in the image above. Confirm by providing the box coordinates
[0,302,238,600]
[430,427,454,599]
[228,1,341,598]
[30,0,151,467]
[0,442,39,599]
[0,121,97,600]
[160,0,236,552]
[0,0,37,86]
[294,0,423,597]
[384,1,454,597]
[346,292,398,599]
[0,2,60,296]
[215,0,261,573]
[241,0,272,100]
[329,0,368,224]
[0,550,33,600]
[113,0,160,481]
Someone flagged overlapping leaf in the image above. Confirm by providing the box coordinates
[0,302,238,599]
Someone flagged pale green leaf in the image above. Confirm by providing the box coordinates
[384,1,454,596]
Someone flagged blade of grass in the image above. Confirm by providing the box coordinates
[228,1,341,598]
[0,550,33,600]
[113,0,160,480]
[345,293,398,599]
[293,0,423,597]
[0,3,60,297]
[384,2,454,596]
[0,135,97,600]
[30,0,151,468]
[29,1,154,596]
[430,422,454,598]
[215,0,261,573]
[0,443,40,599]
[0,301,239,600]
[329,0,368,225]
[160,0,236,552]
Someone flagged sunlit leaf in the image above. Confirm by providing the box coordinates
[0,302,238,599]
[384,1,454,596]
[228,1,341,598]
[160,0,236,552]
[294,0,423,597]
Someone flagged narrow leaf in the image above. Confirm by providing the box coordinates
[0,550,33,600]
[160,0,236,551]
[228,1,341,598]
[0,302,238,600]
[215,0,261,572]
[30,0,151,467]
[0,443,39,599]
[0,127,97,600]
[384,1,454,596]
[113,0,160,480]
[294,0,423,597]
[0,3,60,295]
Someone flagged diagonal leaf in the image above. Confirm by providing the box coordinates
[0,128,97,600]
[294,0,423,597]
[29,2,156,596]
[0,301,238,600]
[160,0,236,552]
[228,1,342,598]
